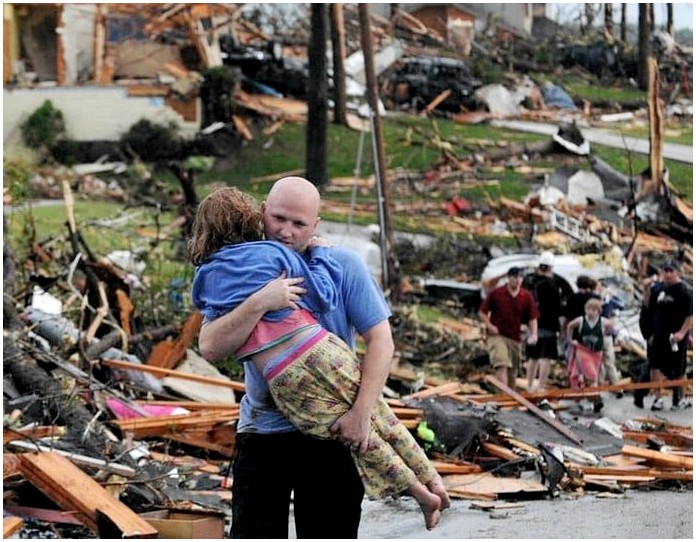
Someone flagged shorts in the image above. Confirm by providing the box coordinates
[648,336,687,378]
[525,335,559,360]
[487,335,523,371]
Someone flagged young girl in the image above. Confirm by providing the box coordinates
[565,297,612,388]
[189,187,450,530]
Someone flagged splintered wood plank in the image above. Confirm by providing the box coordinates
[401,382,462,400]
[3,453,22,480]
[136,400,238,411]
[113,411,235,438]
[443,473,546,500]
[3,516,24,538]
[17,452,157,538]
[621,445,693,470]
[622,430,693,448]
[480,442,520,461]
[146,310,204,369]
[3,426,66,444]
[431,460,482,475]
[575,466,693,481]
[99,358,246,392]
[584,474,656,484]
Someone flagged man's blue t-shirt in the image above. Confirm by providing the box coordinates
[236,246,392,433]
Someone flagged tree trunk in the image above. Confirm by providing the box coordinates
[330,3,349,127]
[667,3,674,36]
[306,4,329,189]
[637,4,652,91]
[604,3,614,37]
[620,4,627,42]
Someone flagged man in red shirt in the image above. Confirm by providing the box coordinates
[479,266,539,388]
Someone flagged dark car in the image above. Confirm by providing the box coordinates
[219,36,309,99]
[382,56,482,113]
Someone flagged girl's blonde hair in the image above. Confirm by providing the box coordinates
[584,297,602,312]
[188,187,263,265]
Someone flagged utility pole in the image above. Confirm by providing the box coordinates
[330,3,349,126]
[358,3,400,300]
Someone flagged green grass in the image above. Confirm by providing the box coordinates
[6,200,196,326]
[192,116,692,204]
[7,102,691,298]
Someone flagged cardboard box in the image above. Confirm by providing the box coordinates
[139,510,225,539]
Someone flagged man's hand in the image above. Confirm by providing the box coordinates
[255,271,307,311]
[486,323,499,335]
[329,408,371,454]
[198,271,307,361]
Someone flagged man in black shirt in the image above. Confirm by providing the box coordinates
[526,252,564,391]
[645,259,693,411]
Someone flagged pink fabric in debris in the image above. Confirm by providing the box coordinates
[106,397,190,420]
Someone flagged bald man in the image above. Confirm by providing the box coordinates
[198,176,394,539]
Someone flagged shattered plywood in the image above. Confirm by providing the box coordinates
[443,473,547,501]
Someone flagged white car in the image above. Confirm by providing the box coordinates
[480,250,628,296]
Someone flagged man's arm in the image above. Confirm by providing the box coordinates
[526,316,538,344]
[329,319,394,453]
[673,315,693,343]
[198,273,306,361]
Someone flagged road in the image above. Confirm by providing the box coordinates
[492,119,693,164]
[289,392,693,539]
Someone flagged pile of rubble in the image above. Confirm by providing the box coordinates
[3,178,692,539]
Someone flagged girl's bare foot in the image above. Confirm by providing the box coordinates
[410,482,442,530]
[421,502,441,531]
[428,479,451,510]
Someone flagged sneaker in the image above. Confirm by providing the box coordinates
[633,394,644,409]
[671,398,692,411]
[614,392,624,399]
[651,397,665,411]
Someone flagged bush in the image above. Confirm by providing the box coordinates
[21,100,65,151]
[3,158,34,203]
[121,119,183,161]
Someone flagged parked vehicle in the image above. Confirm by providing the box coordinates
[382,56,482,113]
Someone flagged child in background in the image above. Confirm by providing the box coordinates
[190,187,450,530]
[565,297,613,388]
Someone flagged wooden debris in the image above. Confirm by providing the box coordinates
[621,444,693,470]
[147,311,204,369]
[484,375,584,446]
[16,452,158,538]
[98,358,246,392]
[3,516,24,538]
[443,472,547,501]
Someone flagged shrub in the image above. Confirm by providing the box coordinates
[20,100,65,151]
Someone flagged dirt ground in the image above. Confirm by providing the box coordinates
[289,392,694,539]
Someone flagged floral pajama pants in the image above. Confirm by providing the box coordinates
[266,329,438,499]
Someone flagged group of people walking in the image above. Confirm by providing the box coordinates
[478,251,692,410]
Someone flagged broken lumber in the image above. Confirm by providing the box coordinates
[575,466,693,481]
[3,517,24,538]
[7,441,136,477]
[621,444,693,470]
[99,358,246,392]
[16,452,157,538]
